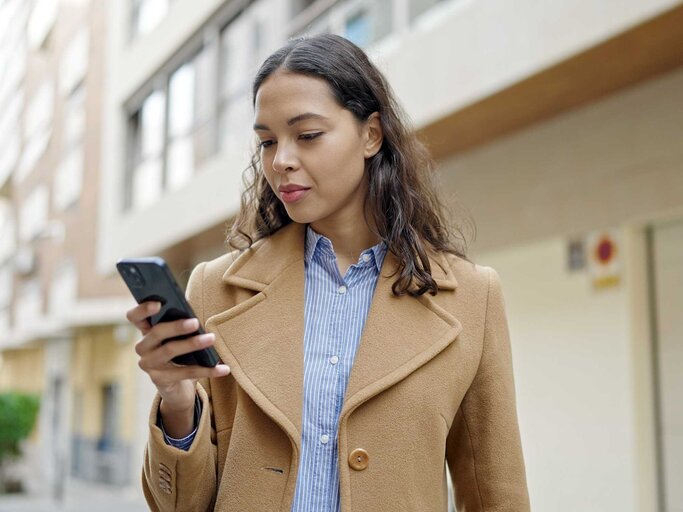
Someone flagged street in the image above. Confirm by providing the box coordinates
[0,479,148,512]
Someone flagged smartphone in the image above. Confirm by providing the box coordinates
[116,257,221,367]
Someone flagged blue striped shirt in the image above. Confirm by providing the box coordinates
[162,224,387,512]
[291,226,386,512]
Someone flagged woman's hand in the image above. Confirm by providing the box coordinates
[127,301,230,436]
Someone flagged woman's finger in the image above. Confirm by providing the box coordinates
[149,363,231,387]
[134,317,200,357]
[126,301,161,332]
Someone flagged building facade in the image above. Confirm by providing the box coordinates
[0,0,151,499]
[1,0,681,510]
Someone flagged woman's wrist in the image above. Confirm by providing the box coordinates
[159,396,196,438]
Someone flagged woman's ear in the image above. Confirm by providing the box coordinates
[363,112,383,159]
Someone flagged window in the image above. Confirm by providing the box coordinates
[0,201,16,262]
[49,258,78,314]
[128,89,165,210]
[27,0,57,49]
[54,85,86,211]
[343,1,392,49]
[19,185,49,241]
[99,383,121,452]
[0,91,23,187]
[17,80,54,182]
[0,263,13,311]
[59,28,89,96]
[15,278,42,328]
[53,149,84,211]
[167,61,195,190]
[131,0,170,39]
[344,9,371,47]
[219,14,261,152]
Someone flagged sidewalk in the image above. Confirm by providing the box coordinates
[0,478,148,512]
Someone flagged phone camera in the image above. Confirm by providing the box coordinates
[125,265,145,288]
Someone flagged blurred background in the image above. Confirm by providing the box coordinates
[0,0,681,510]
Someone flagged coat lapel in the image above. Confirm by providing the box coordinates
[340,249,462,420]
[204,222,462,450]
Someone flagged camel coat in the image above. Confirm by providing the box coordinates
[142,222,530,511]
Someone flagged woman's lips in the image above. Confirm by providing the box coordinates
[280,188,310,203]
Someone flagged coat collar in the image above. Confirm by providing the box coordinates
[221,222,458,292]
[206,222,462,451]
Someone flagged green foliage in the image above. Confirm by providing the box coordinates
[0,392,40,461]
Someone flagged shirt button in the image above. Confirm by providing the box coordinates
[338,285,347,294]
[320,434,330,444]
[362,254,371,262]
[329,355,339,365]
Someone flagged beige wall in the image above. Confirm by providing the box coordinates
[71,326,138,442]
[440,66,683,256]
[477,224,658,511]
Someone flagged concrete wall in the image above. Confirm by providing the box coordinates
[440,66,683,255]
[477,225,658,511]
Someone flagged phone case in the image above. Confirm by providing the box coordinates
[116,257,221,367]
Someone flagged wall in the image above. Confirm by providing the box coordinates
[476,225,656,511]
[440,66,683,254]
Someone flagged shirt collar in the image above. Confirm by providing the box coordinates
[304,224,387,273]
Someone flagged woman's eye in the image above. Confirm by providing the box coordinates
[259,140,275,149]
[299,132,323,141]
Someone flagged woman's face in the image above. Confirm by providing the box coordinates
[253,69,382,229]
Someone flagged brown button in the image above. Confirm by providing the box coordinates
[348,448,369,471]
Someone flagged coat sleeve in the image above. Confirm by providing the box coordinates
[446,267,530,511]
[141,262,219,511]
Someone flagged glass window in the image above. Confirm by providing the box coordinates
[219,16,260,151]
[0,263,13,309]
[27,0,57,49]
[49,258,78,314]
[343,0,393,49]
[17,80,54,182]
[19,185,49,241]
[15,278,42,329]
[167,61,195,191]
[0,91,23,187]
[63,85,86,151]
[0,201,16,262]
[59,28,89,96]
[345,9,371,48]
[53,147,84,211]
[128,89,165,210]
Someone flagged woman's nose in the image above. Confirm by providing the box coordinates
[272,143,298,173]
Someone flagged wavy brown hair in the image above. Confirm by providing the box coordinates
[227,34,474,296]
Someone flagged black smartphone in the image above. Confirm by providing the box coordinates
[116,257,221,367]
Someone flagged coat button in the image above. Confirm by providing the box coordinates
[348,448,369,471]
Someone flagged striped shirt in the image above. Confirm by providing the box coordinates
[162,224,387,512]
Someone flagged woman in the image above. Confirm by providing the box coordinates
[128,34,530,511]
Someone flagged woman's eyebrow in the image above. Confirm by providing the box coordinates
[253,112,330,131]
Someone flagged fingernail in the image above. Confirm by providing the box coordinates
[149,301,161,311]
[183,318,198,330]
[200,333,215,343]
[215,365,230,375]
